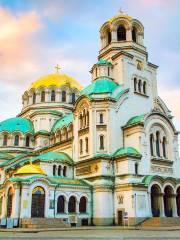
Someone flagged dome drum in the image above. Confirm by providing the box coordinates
[91,59,114,82]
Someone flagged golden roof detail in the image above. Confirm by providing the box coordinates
[15,164,45,175]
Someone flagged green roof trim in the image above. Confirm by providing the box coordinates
[0,153,29,167]
[125,114,145,128]
[0,152,13,160]
[0,117,34,134]
[142,175,156,186]
[32,109,64,115]
[9,176,90,187]
[32,152,73,165]
[113,147,141,158]
[80,79,118,97]
[96,59,112,65]
[52,113,73,133]
[35,130,50,135]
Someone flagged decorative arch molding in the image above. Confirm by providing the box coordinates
[112,18,131,31]
[131,19,144,35]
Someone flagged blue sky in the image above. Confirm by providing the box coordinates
[0,0,180,135]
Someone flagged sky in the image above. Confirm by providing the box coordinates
[0,0,180,137]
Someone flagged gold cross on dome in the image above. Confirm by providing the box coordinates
[55,64,61,73]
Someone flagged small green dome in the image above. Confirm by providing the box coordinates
[0,117,34,134]
[80,79,118,96]
[52,114,73,133]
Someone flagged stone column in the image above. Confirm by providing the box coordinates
[160,193,165,217]
[111,29,117,42]
[13,187,21,218]
[172,194,177,217]
[126,27,132,41]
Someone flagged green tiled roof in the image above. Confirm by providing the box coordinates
[9,176,90,187]
[96,59,112,65]
[0,153,29,167]
[142,175,156,186]
[0,117,34,134]
[113,147,141,158]
[125,114,145,127]
[32,152,73,164]
[80,79,118,97]
[0,152,13,160]
[52,113,73,132]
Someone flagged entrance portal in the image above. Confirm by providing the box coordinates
[164,186,173,217]
[151,184,161,217]
[7,188,13,217]
[176,187,180,217]
[31,187,45,218]
[117,210,123,225]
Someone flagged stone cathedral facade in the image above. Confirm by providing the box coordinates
[0,11,179,227]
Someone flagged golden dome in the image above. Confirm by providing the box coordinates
[28,73,83,91]
[108,10,132,24]
[15,164,45,175]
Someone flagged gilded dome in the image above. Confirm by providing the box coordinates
[28,73,83,91]
[15,164,45,175]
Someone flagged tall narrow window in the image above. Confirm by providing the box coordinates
[53,165,57,176]
[80,114,83,129]
[95,68,98,77]
[62,91,66,102]
[138,80,142,93]
[132,27,137,43]
[3,135,8,146]
[162,137,166,158]
[25,136,30,147]
[134,78,137,92]
[79,196,87,213]
[41,91,45,102]
[108,67,110,76]
[135,162,138,175]
[51,90,56,101]
[58,165,62,176]
[150,134,154,156]
[80,139,83,153]
[57,196,65,213]
[117,25,126,41]
[87,111,89,126]
[68,196,76,213]
[63,166,67,177]
[33,93,36,104]
[143,82,146,95]
[100,135,104,150]
[156,131,160,157]
[71,93,76,104]
[85,137,88,153]
[14,135,19,146]
[100,113,104,124]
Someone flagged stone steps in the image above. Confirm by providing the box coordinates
[20,218,70,229]
[141,217,180,227]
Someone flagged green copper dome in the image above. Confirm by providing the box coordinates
[80,79,118,96]
[0,117,34,134]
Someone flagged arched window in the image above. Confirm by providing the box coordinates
[80,139,83,153]
[132,27,137,43]
[134,78,137,92]
[68,196,76,213]
[62,91,66,102]
[51,90,56,101]
[57,196,65,213]
[135,162,138,175]
[117,25,126,41]
[58,165,62,176]
[100,135,104,150]
[80,114,83,129]
[33,93,36,104]
[162,137,166,158]
[138,80,142,93]
[25,136,30,147]
[79,196,87,213]
[63,166,67,177]
[150,134,154,156]
[53,165,57,176]
[86,111,89,126]
[107,30,111,44]
[71,93,76,104]
[100,113,103,124]
[41,91,45,102]
[156,131,160,157]
[85,137,88,153]
[3,135,8,146]
[143,82,146,95]
[14,135,19,146]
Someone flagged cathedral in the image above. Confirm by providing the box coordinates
[0,11,179,228]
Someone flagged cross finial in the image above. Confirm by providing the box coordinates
[55,64,61,73]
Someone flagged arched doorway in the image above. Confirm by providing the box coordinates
[79,196,87,213]
[31,186,45,218]
[164,186,173,217]
[176,187,180,217]
[151,184,161,217]
[7,188,13,217]
[68,196,76,213]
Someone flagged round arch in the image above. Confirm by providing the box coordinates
[31,186,45,218]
